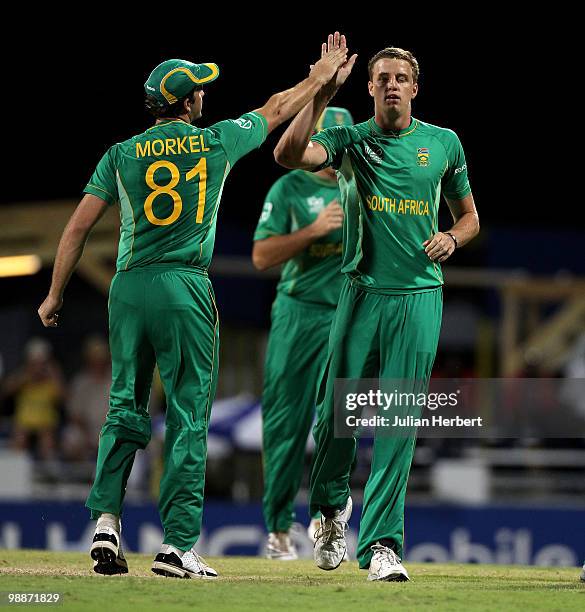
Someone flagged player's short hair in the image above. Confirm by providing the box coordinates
[144,86,200,118]
[368,47,420,83]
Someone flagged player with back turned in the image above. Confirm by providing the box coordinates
[38,40,351,578]
[275,34,479,581]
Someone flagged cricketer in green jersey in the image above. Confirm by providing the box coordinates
[38,41,353,578]
[275,33,479,581]
[252,107,353,560]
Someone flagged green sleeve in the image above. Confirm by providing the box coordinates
[310,126,352,170]
[253,179,291,240]
[209,111,268,166]
[83,146,118,205]
[441,131,472,200]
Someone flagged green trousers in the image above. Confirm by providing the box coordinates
[86,265,219,551]
[309,279,442,568]
[262,294,336,533]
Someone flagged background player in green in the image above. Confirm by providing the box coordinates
[37,42,351,578]
[252,107,353,560]
[275,34,480,581]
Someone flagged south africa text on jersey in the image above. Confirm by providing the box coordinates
[309,243,343,258]
[136,135,210,158]
[366,194,430,216]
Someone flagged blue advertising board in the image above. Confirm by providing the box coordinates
[0,501,583,567]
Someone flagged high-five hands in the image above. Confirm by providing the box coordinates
[320,32,358,98]
[310,32,350,87]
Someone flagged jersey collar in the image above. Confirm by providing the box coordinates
[368,117,419,138]
[146,119,189,131]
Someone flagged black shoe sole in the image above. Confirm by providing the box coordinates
[382,574,410,582]
[152,561,187,579]
[91,547,128,575]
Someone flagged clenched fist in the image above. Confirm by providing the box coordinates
[423,232,456,262]
[38,294,63,328]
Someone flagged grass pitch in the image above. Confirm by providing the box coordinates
[0,550,583,611]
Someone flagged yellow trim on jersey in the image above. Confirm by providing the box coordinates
[146,120,186,131]
[399,119,419,138]
[86,183,114,201]
[160,64,219,104]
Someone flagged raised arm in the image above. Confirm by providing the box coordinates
[254,32,352,135]
[274,33,358,170]
[38,194,109,327]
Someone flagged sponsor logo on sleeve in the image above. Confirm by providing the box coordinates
[232,118,253,129]
[260,202,273,222]
[454,164,467,175]
[364,142,384,165]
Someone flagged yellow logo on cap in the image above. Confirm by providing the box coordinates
[160,64,219,104]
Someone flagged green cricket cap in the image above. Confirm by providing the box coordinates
[144,59,220,106]
[315,106,354,132]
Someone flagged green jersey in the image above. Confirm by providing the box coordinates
[84,112,268,272]
[254,170,343,307]
[311,117,471,293]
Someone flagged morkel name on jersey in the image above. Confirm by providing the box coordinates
[136,135,210,158]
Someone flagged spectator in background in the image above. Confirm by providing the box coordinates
[3,338,64,460]
[62,335,111,461]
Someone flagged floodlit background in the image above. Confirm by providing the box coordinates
[1,20,582,565]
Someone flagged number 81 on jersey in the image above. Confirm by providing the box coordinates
[144,159,207,226]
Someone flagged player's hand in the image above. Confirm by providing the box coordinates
[319,33,358,98]
[310,32,349,87]
[311,200,344,238]
[38,294,63,328]
[423,232,456,262]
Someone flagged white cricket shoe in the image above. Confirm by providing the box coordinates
[313,497,352,571]
[265,532,298,560]
[580,562,585,582]
[90,514,128,575]
[308,517,349,561]
[152,544,218,579]
[367,542,410,582]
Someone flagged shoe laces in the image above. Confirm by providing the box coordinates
[184,549,210,571]
[371,543,402,569]
[314,516,348,545]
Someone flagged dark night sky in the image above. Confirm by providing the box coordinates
[3,18,555,234]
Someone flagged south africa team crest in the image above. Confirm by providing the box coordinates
[417,147,430,167]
